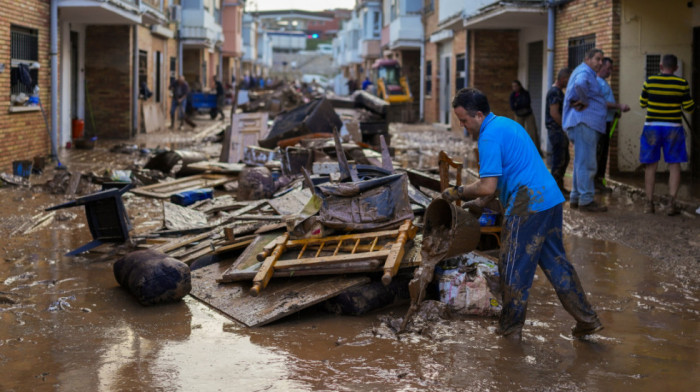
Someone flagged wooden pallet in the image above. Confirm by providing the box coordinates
[249,220,417,296]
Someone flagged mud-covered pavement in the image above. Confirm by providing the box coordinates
[1,121,698,391]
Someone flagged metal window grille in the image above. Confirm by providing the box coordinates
[645,54,661,78]
[425,60,432,96]
[10,25,39,96]
[567,34,595,69]
[455,53,465,93]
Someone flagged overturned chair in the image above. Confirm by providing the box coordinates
[46,184,133,256]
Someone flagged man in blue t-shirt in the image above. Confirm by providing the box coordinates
[442,88,602,340]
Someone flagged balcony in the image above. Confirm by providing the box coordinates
[58,0,141,24]
[360,39,381,59]
[181,8,223,49]
[141,0,168,25]
[389,14,423,50]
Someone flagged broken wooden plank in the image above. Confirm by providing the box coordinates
[190,260,370,327]
[66,171,82,196]
[132,174,230,199]
[219,260,382,282]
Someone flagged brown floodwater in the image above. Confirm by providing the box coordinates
[1,183,698,392]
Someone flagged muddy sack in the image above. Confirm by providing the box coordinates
[316,173,414,231]
[113,249,191,306]
[436,251,501,317]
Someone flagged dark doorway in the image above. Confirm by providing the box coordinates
[70,31,79,119]
[527,41,543,137]
[155,51,162,103]
[691,27,700,176]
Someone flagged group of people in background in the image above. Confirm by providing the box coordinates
[511,48,693,215]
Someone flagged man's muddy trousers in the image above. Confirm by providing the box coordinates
[497,204,599,336]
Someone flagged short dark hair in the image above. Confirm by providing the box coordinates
[602,57,613,65]
[452,88,491,115]
[662,54,678,69]
[585,48,603,60]
[557,67,571,80]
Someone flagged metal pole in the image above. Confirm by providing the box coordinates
[132,25,139,137]
[50,0,59,162]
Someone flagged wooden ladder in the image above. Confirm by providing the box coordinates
[249,220,417,296]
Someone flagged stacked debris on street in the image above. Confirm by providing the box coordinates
[9,80,502,329]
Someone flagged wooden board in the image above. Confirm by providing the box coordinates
[190,260,370,327]
[131,174,231,198]
[143,102,165,133]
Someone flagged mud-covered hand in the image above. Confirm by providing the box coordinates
[463,199,484,218]
[441,186,463,202]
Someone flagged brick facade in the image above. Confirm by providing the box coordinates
[0,0,51,171]
[471,30,519,120]
[555,0,620,174]
[85,25,132,139]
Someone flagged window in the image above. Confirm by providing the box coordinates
[455,53,465,93]
[10,25,39,98]
[170,56,177,79]
[425,60,432,97]
[645,54,661,78]
[424,0,434,14]
[567,34,595,69]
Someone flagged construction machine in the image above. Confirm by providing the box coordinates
[372,59,412,103]
[371,59,416,122]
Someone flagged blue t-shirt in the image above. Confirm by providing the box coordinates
[478,113,565,216]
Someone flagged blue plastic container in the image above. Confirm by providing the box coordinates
[12,160,33,178]
[478,208,498,227]
[170,188,213,206]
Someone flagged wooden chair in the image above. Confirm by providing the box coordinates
[438,150,502,248]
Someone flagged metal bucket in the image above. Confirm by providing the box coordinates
[423,198,482,260]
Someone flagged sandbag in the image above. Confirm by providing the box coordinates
[113,249,191,306]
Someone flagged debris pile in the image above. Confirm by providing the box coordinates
[4,85,504,329]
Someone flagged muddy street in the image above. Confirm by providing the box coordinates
[1,123,699,391]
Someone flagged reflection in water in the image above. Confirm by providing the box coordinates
[0,183,698,391]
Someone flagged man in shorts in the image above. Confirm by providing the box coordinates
[639,54,694,215]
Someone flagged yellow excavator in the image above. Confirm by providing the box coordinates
[373,59,412,103]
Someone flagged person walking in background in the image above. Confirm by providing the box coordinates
[362,76,373,91]
[596,57,630,193]
[639,54,694,215]
[170,75,190,130]
[563,48,608,212]
[510,80,541,155]
[545,68,572,195]
[213,76,225,121]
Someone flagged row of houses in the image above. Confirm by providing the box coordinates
[334,0,700,176]
[0,0,276,170]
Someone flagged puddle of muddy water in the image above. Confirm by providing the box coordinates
[1,184,699,391]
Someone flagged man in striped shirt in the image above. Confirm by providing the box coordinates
[639,54,694,216]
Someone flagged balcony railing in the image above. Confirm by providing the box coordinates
[142,0,161,11]
[389,14,423,47]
